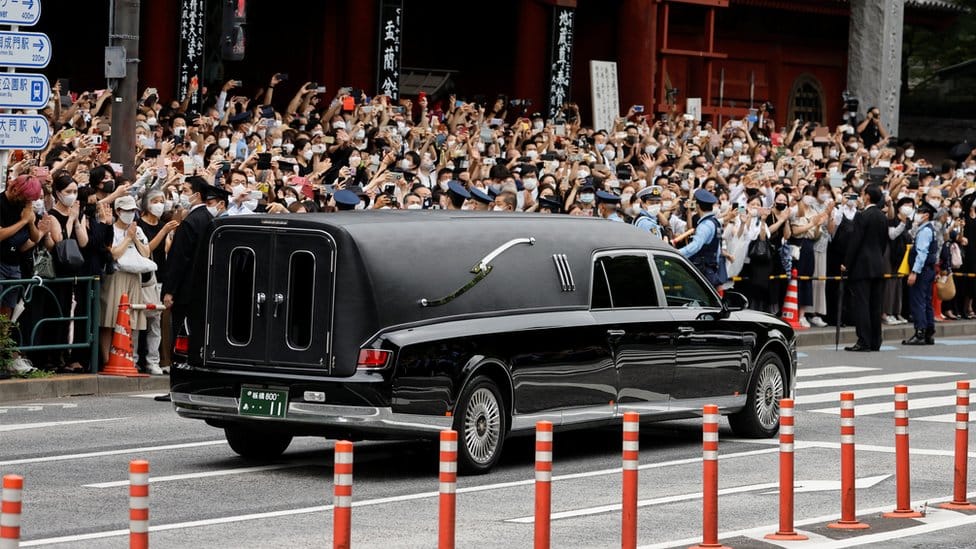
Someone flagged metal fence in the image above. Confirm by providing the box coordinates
[0,276,100,373]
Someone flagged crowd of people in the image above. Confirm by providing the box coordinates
[2,75,976,372]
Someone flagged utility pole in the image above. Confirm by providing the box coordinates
[109,0,140,180]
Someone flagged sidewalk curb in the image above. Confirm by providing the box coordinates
[2,321,975,404]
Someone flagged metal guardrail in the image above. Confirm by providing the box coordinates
[0,276,101,374]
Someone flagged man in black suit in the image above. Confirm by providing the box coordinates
[841,184,888,351]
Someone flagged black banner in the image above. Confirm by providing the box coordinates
[177,0,206,106]
[376,0,403,100]
[548,6,575,119]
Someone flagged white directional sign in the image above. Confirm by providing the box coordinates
[0,113,50,150]
[0,0,41,26]
[0,73,47,108]
[0,30,50,68]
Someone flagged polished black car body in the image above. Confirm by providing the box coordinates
[172,211,797,472]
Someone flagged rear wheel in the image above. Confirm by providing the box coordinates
[728,352,785,438]
[224,425,293,461]
[453,376,506,475]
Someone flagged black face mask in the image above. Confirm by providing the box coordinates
[775,203,788,211]
[102,180,116,194]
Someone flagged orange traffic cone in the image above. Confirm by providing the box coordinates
[101,293,148,377]
[781,269,806,331]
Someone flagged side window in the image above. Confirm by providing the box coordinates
[654,256,721,308]
[227,248,256,345]
[591,254,658,309]
[591,260,613,309]
[286,252,316,350]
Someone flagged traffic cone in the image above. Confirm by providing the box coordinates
[101,293,147,377]
[781,269,805,331]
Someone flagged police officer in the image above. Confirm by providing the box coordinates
[333,189,361,211]
[903,201,938,345]
[446,181,471,210]
[596,189,623,222]
[680,188,725,287]
[633,185,666,240]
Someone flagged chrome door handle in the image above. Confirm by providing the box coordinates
[255,292,266,318]
[678,326,695,334]
[607,329,626,337]
[273,293,285,319]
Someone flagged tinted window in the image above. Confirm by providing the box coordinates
[592,254,657,309]
[654,256,720,308]
[227,248,255,345]
[286,252,315,350]
[591,260,613,309]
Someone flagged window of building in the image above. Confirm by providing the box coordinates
[654,256,720,309]
[788,74,826,126]
[227,247,256,345]
[286,251,316,350]
[591,254,657,309]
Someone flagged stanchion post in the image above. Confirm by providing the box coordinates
[689,404,730,549]
[884,385,923,518]
[334,441,353,549]
[940,381,976,510]
[129,460,149,549]
[534,421,553,549]
[439,430,458,549]
[828,392,869,529]
[622,412,639,549]
[766,398,807,541]
[1,474,23,549]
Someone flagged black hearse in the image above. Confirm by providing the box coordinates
[172,212,796,473]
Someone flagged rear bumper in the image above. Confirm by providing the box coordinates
[172,392,453,436]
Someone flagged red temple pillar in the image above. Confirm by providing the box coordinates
[139,0,179,103]
[343,0,378,92]
[513,0,552,110]
[617,0,657,116]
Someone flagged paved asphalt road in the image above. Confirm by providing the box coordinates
[2,338,976,548]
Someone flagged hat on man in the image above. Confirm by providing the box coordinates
[538,195,563,213]
[916,201,937,217]
[636,185,663,202]
[228,111,252,125]
[188,176,230,202]
[693,188,718,205]
[469,186,492,205]
[114,195,138,211]
[447,180,471,200]
[334,189,361,211]
[595,189,622,204]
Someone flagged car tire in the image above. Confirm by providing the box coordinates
[224,425,293,461]
[453,376,506,475]
[728,352,786,438]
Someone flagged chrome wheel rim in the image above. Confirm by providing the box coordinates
[754,362,784,430]
[463,388,501,465]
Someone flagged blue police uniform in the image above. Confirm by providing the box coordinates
[680,190,724,286]
[908,219,938,334]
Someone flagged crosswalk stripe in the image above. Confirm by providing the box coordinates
[811,395,957,416]
[797,370,960,390]
[899,355,976,364]
[795,381,960,405]
[796,366,880,378]
[914,413,974,424]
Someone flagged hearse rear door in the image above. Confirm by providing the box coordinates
[206,226,335,370]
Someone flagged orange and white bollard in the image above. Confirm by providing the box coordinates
[1,474,23,549]
[690,404,730,549]
[438,430,458,549]
[941,381,976,510]
[884,385,923,518]
[766,398,807,541]
[622,412,639,549]
[829,392,869,529]
[333,441,353,549]
[534,421,553,549]
[129,460,149,549]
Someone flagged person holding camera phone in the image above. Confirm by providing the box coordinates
[857,106,888,149]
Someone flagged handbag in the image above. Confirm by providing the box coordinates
[141,273,161,317]
[950,242,963,270]
[936,272,956,301]
[116,245,157,275]
[897,245,912,277]
[33,247,56,278]
[748,238,771,262]
[53,239,84,272]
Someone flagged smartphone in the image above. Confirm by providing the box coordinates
[181,158,194,175]
[62,128,77,140]
[316,86,326,94]
[275,73,289,82]
[342,96,355,111]
[384,184,396,195]
[455,100,464,108]
[322,135,336,145]
[361,105,373,114]
[731,120,742,129]
[34,166,49,179]
[144,148,161,158]
[248,190,263,201]
[221,161,231,172]
[90,134,103,145]
[633,105,644,113]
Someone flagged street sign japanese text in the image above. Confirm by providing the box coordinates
[0,30,49,68]
[0,0,41,26]
[0,113,50,150]
[0,73,48,109]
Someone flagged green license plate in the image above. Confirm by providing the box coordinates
[239,387,288,418]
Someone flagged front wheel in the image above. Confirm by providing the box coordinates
[453,376,506,475]
[224,425,293,461]
[728,352,785,438]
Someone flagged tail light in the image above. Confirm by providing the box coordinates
[174,335,189,355]
[357,349,392,369]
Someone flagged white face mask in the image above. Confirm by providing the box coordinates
[206,205,219,217]
[354,130,366,140]
[662,200,673,211]
[952,207,963,217]
[899,206,914,218]
[283,143,295,154]
[620,192,633,203]
[647,204,661,216]
[847,142,859,151]
[272,138,283,148]
[927,198,942,210]
[218,137,230,149]
[522,178,538,191]
[146,117,157,127]
[333,120,346,130]
[645,145,658,155]
[492,205,506,212]
[349,156,361,167]
[905,149,915,159]
[802,196,817,207]
[118,211,136,225]
[818,193,831,202]
[148,203,165,217]
[59,192,77,207]
[579,192,595,204]
[406,203,422,210]
[243,199,259,212]
[524,150,538,160]
[180,194,193,210]
[718,168,730,178]
[732,140,743,151]
[829,149,839,159]
[604,148,616,160]
[139,135,156,149]
[246,176,257,185]
[869,148,880,159]
[303,150,314,161]
[723,147,733,157]
[400,159,412,171]
[284,196,297,207]
[577,170,589,180]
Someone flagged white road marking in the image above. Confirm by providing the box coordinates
[726,437,976,458]
[128,393,167,399]
[796,366,880,378]
[0,418,126,432]
[0,403,79,412]
[796,370,960,390]
[795,381,960,405]
[811,395,957,416]
[0,441,226,467]
[915,413,974,424]
[84,462,318,488]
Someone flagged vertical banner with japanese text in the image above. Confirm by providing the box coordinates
[376,0,403,100]
[548,6,575,119]
[590,61,619,132]
[178,0,206,107]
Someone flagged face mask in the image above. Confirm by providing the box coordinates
[723,147,733,157]
[243,199,259,212]
[900,206,914,218]
[604,148,616,160]
[802,196,817,207]
[354,130,366,140]
[577,170,589,180]
[138,135,156,149]
[247,176,257,185]
[406,203,422,210]
[905,149,915,159]
[662,200,673,210]
[218,137,230,149]
[118,211,136,225]
[333,120,346,130]
[283,143,294,154]
[59,192,77,207]
[523,178,538,191]
[927,198,941,210]
[645,145,658,155]
[579,192,595,204]
[400,159,412,171]
[818,193,831,202]
[232,184,246,198]
[719,201,731,213]
[146,117,157,127]
[256,129,266,139]
[775,203,788,211]
[525,150,538,160]
[179,194,192,210]
[952,207,963,217]
[718,168,730,178]
[206,205,219,217]
[847,142,859,151]
[869,149,880,159]
[102,180,116,194]
[349,156,361,167]
[492,206,506,212]
[680,181,690,191]
[284,196,297,207]
[163,200,173,212]
[533,121,544,131]
[595,143,606,152]
[312,144,326,155]
[439,180,451,192]
[148,203,165,217]
[732,140,743,151]
[303,150,314,161]
[272,138,283,148]
[748,207,759,217]
[829,149,839,159]
[647,204,661,216]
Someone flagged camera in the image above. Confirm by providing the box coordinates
[841,90,860,124]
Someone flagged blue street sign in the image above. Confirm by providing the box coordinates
[0,73,48,108]
[0,113,50,150]
[0,0,41,26]
[0,31,50,68]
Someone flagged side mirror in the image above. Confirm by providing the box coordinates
[722,291,749,312]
